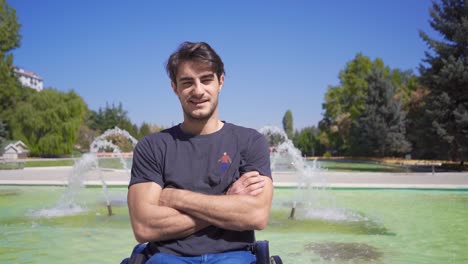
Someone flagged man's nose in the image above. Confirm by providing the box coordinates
[192,80,204,95]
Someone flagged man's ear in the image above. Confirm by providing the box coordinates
[171,81,178,95]
[218,74,225,92]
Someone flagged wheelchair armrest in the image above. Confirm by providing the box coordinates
[120,243,148,264]
[254,240,283,264]
[254,240,270,264]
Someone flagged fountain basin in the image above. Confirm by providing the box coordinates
[1,186,467,263]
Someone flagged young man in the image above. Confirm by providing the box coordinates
[128,42,273,263]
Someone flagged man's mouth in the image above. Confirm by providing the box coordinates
[189,98,208,106]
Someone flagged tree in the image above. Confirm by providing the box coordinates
[322,54,382,154]
[10,89,87,157]
[75,124,98,152]
[0,120,6,144]
[137,122,152,140]
[294,126,325,157]
[0,0,20,54]
[350,67,411,157]
[117,118,138,138]
[418,0,468,162]
[282,110,294,140]
[0,0,22,121]
[321,53,419,156]
[86,102,138,136]
[405,86,438,158]
[321,54,384,154]
[262,129,287,147]
[392,69,420,111]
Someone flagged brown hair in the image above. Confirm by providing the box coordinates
[166,42,225,84]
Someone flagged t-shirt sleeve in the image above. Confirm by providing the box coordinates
[129,136,164,188]
[240,131,272,180]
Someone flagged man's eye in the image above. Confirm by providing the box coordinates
[201,79,213,84]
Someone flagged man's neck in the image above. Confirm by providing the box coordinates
[180,118,224,135]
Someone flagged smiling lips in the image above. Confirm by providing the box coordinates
[189,98,209,107]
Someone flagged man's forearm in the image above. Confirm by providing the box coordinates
[128,182,210,243]
[159,177,273,231]
[131,205,210,242]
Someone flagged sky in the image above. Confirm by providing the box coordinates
[8,0,436,131]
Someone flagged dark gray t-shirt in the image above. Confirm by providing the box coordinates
[129,122,272,256]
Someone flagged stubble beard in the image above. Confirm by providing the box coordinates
[183,100,218,122]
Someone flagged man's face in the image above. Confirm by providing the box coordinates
[172,61,224,122]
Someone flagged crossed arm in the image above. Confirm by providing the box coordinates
[128,171,273,243]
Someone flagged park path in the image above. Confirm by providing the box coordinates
[1,167,467,189]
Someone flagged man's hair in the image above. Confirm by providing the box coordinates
[166,41,225,84]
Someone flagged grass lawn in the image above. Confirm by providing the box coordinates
[13,157,128,170]
[24,159,75,167]
[0,162,25,170]
[314,160,408,173]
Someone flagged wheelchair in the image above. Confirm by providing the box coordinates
[121,240,282,264]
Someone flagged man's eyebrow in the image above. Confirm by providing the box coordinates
[178,76,194,82]
[200,73,215,79]
[178,73,215,82]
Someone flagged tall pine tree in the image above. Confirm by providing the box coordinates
[282,110,294,140]
[351,66,411,157]
[419,0,468,162]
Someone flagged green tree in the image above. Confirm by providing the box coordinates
[0,0,22,121]
[350,67,411,157]
[392,69,420,111]
[137,122,152,140]
[321,53,418,156]
[0,120,6,143]
[118,118,138,138]
[10,89,87,157]
[282,110,294,140]
[321,54,385,154]
[86,102,138,136]
[262,130,287,147]
[294,126,324,156]
[418,0,468,162]
[0,0,20,54]
[75,124,98,152]
[406,86,445,159]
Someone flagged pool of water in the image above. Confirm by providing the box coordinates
[1,186,467,263]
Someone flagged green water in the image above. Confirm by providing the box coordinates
[1,186,467,263]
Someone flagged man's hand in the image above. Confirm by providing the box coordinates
[226,171,265,196]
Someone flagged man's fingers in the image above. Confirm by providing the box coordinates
[226,172,264,195]
[246,180,265,196]
[243,175,264,186]
[248,181,265,196]
[249,188,264,196]
[239,171,260,181]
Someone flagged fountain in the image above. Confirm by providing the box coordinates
[29,127,138,218]
[259,126,367,222]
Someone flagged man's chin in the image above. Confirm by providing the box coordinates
[185,111,213,121]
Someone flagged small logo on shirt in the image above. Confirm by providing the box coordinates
[218,152,232,175]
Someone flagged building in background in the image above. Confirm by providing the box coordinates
[14,67,44,91]
[0,140,29,160]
